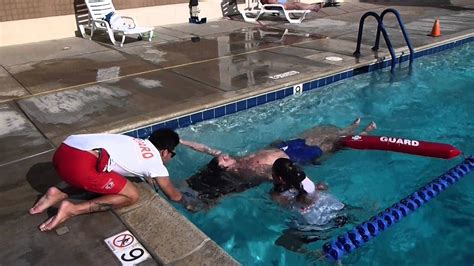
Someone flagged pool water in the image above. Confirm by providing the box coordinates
[169,42,474,265]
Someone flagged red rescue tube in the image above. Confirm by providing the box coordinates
[342,135,461,159]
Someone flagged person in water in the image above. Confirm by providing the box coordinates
[181,118,376,203]
[270,158,348,252]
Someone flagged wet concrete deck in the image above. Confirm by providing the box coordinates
[1,1,473,265]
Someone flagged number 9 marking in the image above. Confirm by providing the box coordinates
[121,248,144,262]
[293,83,303,95]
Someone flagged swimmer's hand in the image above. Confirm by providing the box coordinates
[316,182,328,191]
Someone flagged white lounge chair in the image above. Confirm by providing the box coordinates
[240,0,311,24]
[79,0,154,47]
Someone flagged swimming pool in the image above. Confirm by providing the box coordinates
[169,42,474,265]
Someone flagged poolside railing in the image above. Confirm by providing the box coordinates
[354,8,414,72]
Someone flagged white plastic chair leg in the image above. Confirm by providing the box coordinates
[90,26,95,40]
[79,25,86,38]
[148,30,153,42]
[120,34,126,47]
[283,11,308,24]
[298,11,309,23]
[283,12,298,23]
[106,29,117,45]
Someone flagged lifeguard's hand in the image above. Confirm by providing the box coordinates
[181,191,203,212]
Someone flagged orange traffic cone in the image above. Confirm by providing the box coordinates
[429,19,441,37]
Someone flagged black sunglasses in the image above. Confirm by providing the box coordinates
[169,150,176,158]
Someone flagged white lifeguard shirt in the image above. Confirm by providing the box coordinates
[63,134,169,178]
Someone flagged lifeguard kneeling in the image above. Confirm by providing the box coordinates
[29,129,183,231]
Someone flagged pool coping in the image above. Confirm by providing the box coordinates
[114,183,241,265]
[110,33,474,265]
[123,33,474,138]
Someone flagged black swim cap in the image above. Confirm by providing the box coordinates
[273,158,306,187]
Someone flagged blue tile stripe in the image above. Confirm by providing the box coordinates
[125,37,473,139]
[367,36,474,71]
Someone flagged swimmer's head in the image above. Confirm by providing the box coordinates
[208,154,237,170]
[272,158,306,192]
[188,160,258,201]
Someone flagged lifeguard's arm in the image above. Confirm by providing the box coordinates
[152,176,182,202]
[180,139,223,157]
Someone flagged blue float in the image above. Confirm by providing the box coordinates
[323,156,474,261]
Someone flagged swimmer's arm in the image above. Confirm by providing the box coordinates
[180,139,223,157]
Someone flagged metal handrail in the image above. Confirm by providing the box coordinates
[353,11,397,71]
[374,8,414,64]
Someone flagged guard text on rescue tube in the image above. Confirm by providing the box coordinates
[380,136,420,146]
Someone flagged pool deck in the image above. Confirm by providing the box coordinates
[1,1,473,265]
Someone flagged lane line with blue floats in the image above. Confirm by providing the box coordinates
[322,155,474,261]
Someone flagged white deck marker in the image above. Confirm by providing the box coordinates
[268,70,300,80]
[293,83,303,95]
[104,230,151,265]
[325,56,343,62]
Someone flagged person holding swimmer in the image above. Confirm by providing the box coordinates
[180,118,376,204]
[271,158,351,252]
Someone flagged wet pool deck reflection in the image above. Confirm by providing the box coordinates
[1,1,473,265]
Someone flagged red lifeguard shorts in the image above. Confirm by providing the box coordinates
[52,143,127,194]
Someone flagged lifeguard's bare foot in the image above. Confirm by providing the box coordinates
[29,187,67,215]
[39,200,75,231]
